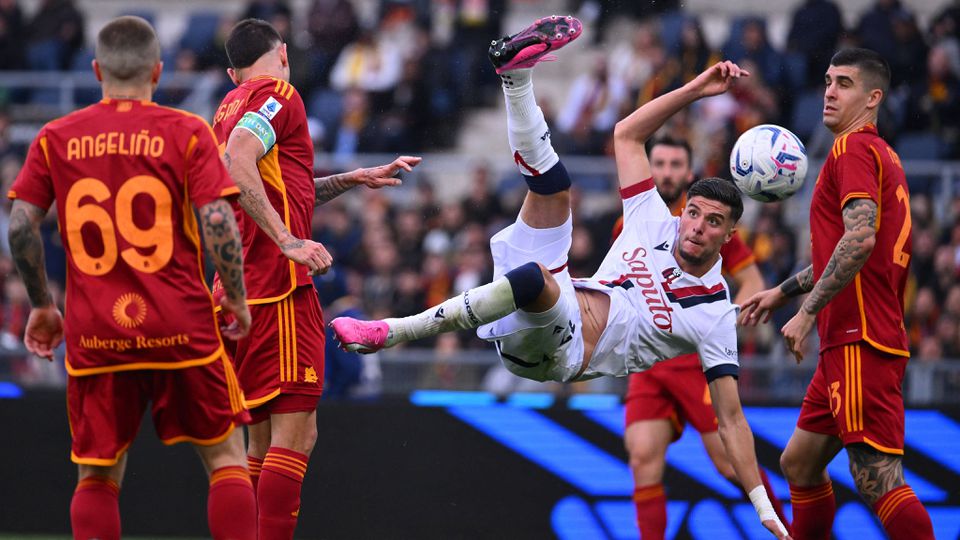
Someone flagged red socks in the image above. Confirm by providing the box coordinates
[208,466,256,540]
[247,455,264,493]
[873,485,935,540]
[258,446,309,540]
[744,469,791,534]
[71,476,121,540]
[789,481,835,540]
[633,483,667,539]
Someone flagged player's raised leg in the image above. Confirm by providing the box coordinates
[331,16,583,354]
[491,15,581,229]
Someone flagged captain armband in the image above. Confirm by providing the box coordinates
[233,111,277,155]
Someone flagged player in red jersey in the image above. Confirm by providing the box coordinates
[212,18,418,538]
[611,136,787,538]
[740,48,934,540]
[8,16,255,540]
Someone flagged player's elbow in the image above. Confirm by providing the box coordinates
[613,119,644,145]
[861,233,876,254]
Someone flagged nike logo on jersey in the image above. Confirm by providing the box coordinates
[654,241,670,251]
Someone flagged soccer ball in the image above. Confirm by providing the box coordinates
[729,124,808,202]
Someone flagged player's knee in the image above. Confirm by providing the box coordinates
[779,449,810,483]
[504,262,548,309]
[628,448,665,484]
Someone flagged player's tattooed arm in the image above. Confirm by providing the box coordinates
[779,265,814,298]
[314,156,416,206]
[200,198,246,303]
[313,172,355,205]
[801,198,877,315]
[223,146,297,250]
[8,200,53,307]
[847,444,905,505]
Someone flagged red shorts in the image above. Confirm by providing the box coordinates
[67,352,249,465]
[624,354,717,440]
[797,342,907,454]
[232,286,325,423]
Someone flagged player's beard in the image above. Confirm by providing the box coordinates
[677,244,710,267]
[658,181,684,207]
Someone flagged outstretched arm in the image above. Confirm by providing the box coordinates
[224,127,332,275]
[738,265,813,326]
[710,376,791,539]
[614,61,749,192]
[780,198,877,360]
[9,199,62,359]
[313,156,421,206]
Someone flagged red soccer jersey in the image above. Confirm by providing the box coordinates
[611,192,756,275]
[810,124,910,356]
[211,76,315,303]
[9,99,239,375]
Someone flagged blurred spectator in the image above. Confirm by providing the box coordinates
[195,15,233,71]
[556,55,629,155]
[904,42,960,156]
[608,23,661,96]
[856,0,903,64]
[724,17,786,92]
[269,5,316,96]
[0,0,24,71]
[675,18,721,86]
[242,0,289,21]
[787,0,844,87]
[330,27,403,93]
[931,1,960,44]
[888,9,929,88]
[25,0,84,70]
[447,0,506,106]
[462,163,505,229]
[307,0,359,83]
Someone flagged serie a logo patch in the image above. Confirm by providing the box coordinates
[258,97,282,120]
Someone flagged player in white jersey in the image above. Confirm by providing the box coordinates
[331,16,789,539]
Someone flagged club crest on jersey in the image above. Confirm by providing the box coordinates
[258,97,282,120]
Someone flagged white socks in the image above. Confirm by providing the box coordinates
[501,69,559,176]
[383,277,518,346]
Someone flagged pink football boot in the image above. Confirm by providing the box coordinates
[488,15,583,74]
[330,317,389,354]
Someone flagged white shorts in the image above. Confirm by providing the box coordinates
[477,215,585,383]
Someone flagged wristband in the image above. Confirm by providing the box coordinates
[780,274,807,298]
[748,485,787,536]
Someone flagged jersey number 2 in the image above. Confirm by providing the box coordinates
[892,185,911,268]
[65,176,173,276]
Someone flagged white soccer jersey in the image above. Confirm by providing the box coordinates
[573,178,741,381]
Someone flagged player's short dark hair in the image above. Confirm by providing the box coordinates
[225,18,282,69]
[687,177,743,223]
[830,47,891,96]
[95,16,160,83]
[648,135,692,166]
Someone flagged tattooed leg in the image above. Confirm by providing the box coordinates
[847,443,905,505]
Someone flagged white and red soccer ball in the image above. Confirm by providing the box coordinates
[730,124,808,202]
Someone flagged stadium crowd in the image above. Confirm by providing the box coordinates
[0,0,958,395]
